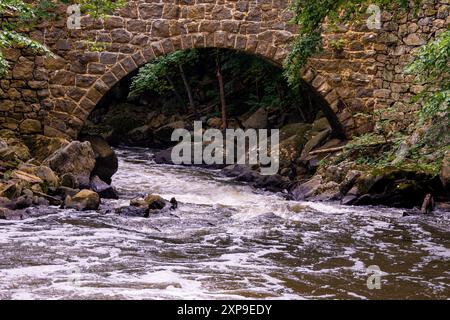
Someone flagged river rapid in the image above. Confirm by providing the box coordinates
[0,147,449,299]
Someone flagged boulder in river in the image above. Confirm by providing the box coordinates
[0,207,28,220]
[130,198,148,208]
[154,147,174,165]
[349,168,445,208]
[64,189,100,211]
[254,174,291,192]
[90,176,119,199]
[292,175,323,201]
[57,186,80,199]
[144,194,167,210]
[44,141,96,184]
[116,206,148,218]
[80,135,118,184]
[13,194,33,209]
[120,194,175,217]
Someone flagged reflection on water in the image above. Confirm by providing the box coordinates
[0,148,449,299]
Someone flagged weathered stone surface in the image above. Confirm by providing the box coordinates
[20,165,59,189]
[65,189,100,211]
[403,33,427,46]
[0,1,446,140]
[80,135,118,184]
[292,175,323,201]
[19,119,42,134]
[0,207,28,220]
[23,134,69,162]
[43,141,96,179]
[90,175,118,199]
[0,136,31,161]
[11,170,43,184]
[243,108,268,129]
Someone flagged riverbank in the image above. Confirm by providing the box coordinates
[1,109,449,220]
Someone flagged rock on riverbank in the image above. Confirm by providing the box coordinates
[0,131,121,218]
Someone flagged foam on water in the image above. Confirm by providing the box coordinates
[0,147,448,299]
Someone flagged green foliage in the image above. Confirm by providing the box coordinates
[221,49,297,111]
[0,0,40,76]
[0,0,125,77]
[130,50,199,97]
[76,0,126,19]
[405,30,450,122]
[0,31,53,76]
[283,31,322,88]
[329,39,346,50]
[334,115,448,175]
[83,40,110,52]
[128,48,305,120]
[285,0,416,87]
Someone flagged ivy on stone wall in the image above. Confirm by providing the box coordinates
[405,29,450,122]
[0,0,125,77]
[284,0,418,88]
[0,0,48,76]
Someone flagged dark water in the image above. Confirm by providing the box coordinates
[0,148,449,299]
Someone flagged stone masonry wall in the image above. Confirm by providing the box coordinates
[306,0,449,135]
[0,0,448,139]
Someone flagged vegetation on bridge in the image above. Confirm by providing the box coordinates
[0,0,125,76]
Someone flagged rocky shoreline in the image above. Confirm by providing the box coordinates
[1,104,449,220]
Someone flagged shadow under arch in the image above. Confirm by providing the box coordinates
[75,36,345,139]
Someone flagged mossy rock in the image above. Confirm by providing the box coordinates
[22,134,69,162]
[143,194,167,210]
[310,118,331,135]
[280,123,312,141]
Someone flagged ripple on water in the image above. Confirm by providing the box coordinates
[0,147,448,299]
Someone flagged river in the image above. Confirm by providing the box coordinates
[0,148,448,299]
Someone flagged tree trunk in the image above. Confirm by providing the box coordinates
[216,63,227,129]
[165,75,186,112]
[178,64,195,115]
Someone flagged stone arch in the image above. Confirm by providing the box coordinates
[4,1,444,139]
[76,33,291,132]
[40,0,301,139]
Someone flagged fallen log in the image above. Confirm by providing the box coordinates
[309,146,346,156]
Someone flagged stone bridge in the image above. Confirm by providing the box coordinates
[0,0,448,139]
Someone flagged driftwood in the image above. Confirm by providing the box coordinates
[308,146,346,156]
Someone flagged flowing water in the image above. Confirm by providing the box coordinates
[0,148,449,299]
